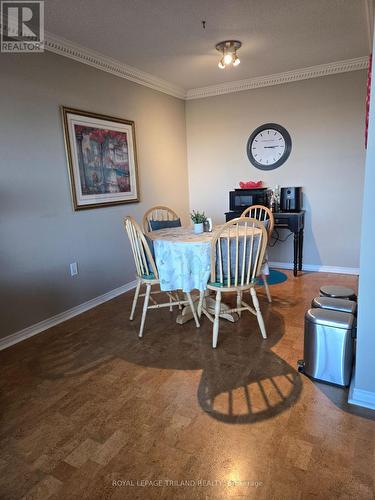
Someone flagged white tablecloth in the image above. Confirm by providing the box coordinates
[149,226,269,293]
[150,228,211,292]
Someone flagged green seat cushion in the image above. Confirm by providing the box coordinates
[142,272,156,280]
[209,278,256,288]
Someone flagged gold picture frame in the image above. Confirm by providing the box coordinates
[61,106,140,210]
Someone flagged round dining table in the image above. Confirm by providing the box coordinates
[147,226,213,294]
[147,224,265,324]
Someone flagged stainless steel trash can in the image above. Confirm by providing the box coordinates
[320,285,357,301]
[301,309,355,386]
[311,296,357,316]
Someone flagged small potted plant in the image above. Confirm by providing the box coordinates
[190,210,206,234]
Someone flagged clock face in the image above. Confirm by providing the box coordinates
[247,123,292,170]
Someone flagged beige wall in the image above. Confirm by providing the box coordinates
[0,51,189,339]
[0,53,368,340]
[186,71,367,269]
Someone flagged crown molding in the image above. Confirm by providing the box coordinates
[44,32,186,99]
[186,56,369,100]
[42,32,369,101]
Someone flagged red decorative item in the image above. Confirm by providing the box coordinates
[366,54,372,149]
[239,180,263,189]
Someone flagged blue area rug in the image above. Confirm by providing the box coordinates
[257,269,288,286]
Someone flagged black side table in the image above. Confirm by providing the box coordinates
[273,211,305,276]
[224,210,305,276]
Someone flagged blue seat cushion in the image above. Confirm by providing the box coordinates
[144,235,156,270]
[149,218,181,231]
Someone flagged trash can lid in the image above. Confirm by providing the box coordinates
[320,285,356,299]
[305,308,355,329]
[312,296,357,315]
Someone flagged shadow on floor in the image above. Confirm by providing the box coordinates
[15,291,303,425]
[197,350,301,424]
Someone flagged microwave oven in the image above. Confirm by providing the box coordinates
[229,188,267,212]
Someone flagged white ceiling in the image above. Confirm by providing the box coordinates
[45,0,371,91]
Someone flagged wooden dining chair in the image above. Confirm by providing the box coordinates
[142,205,181,233]
[199,217,268,348]
[124,216,200,337]
[241,205,274,303]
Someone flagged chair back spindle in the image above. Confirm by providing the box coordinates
[142,205,180,233]
[124,216,158,279]
[210,217,267,288]
[241,205,274,239]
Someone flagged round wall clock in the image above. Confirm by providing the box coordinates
[246,123,292,170]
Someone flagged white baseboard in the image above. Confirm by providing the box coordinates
[0,280,137,351]
[269,261,359,275]
[0,262,359,351]
[348,375,375,411]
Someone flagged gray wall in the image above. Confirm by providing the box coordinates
[186,71,367,269]
[353,35,375,397]
[0,52,189,339]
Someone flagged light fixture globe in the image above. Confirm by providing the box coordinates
[223,53,233,65]
[233,55,240,66]
[215,40,242,69]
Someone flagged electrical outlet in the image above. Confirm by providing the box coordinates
[70,262,78,277]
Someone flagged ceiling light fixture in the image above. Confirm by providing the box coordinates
[216,40,241,69]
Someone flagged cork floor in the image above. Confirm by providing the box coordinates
[0,271,374,499]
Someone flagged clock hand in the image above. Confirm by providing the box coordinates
[263,146,279,149]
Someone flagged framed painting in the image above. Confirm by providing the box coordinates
[61,106,140,210]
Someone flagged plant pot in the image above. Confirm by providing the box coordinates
[194,223,204,234]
